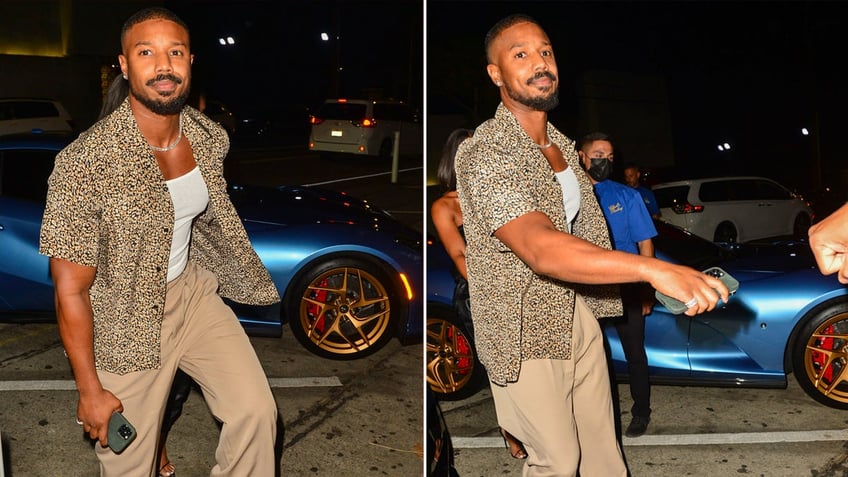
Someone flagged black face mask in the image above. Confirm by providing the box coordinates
[587,158,612,181]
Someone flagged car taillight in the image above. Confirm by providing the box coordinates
[360,118,376,128]
[671,202,704,214]
[309,115,323,125]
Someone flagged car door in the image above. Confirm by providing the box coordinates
[0,146,57,313]
[754,179,797,238]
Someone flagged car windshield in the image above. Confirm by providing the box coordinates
[653,220,726,270]
[317,103,367,120]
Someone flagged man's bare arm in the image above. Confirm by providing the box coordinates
[494,212,728,315]
[51,257,122,446]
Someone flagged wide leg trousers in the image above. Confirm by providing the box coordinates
[490,296,627,477]
[95,262,278,477]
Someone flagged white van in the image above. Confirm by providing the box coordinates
[652,176,813,243]
[308,98,422,158]
[0,99,75,137]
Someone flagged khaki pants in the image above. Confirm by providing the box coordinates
[95,262,278,477]
[491,296,627,477]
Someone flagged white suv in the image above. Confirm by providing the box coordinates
[0,98,75,137]
[308,98,422,158]
[652,176,813,243]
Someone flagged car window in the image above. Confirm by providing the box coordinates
[0,148,56,203]
[5,101,60,119]
[653,220,725,269]
[755,180,791,200]
[318,103,368,120]
[653,185,690,208]
[698,181,733,202]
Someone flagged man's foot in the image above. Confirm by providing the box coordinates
[625,416,650,437]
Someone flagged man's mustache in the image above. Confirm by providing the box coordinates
[145,74,183,86]
[527,71,556,85]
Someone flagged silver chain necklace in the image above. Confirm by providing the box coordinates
[149,115,182,152]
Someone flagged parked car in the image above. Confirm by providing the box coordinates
[0,134,422,360]
[652,176,813,243]
[308,98,422,158]
[0,98,75,136]
[427,219,848,410]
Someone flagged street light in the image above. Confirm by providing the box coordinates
[320,30,341,96]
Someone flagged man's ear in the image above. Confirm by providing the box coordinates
[486,64,502,87]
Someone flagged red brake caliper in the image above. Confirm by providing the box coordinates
[309,278,330,333]
[812,325,835,382]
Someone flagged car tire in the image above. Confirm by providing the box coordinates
[426,304,488,401]
[713,222,737,243]
[793,213,812,239]
[288,257,396,360]
[791,299,848,410]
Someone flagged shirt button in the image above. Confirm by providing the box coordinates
[163,185,168,191]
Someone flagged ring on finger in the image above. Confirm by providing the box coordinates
[684,297,698,308]
[75,417,83,425]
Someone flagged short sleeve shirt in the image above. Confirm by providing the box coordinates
[455,103,622,384]
[594,180,657,254]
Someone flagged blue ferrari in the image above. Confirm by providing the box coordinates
[427,217,848,409]
[0,134,422,360]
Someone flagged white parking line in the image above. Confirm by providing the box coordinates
[0,377,342,391]
[302,167,422,186]
[452,429,848,449]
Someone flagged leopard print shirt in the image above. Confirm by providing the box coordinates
[39,98,280,375]
[455,103,622,385]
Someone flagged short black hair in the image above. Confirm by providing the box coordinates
[484,13,541,64]
[577,132,613,152]
[121,7,190,47]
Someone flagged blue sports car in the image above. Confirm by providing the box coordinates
[0,134,422,360]
[427,218,848,409]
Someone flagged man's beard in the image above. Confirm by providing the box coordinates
[504,71,559,112]
[130,74,190,115]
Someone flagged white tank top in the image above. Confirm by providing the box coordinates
[165,166,209,282]
[554,167,580,232]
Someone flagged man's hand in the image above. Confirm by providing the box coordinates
[649,264,729,317]
[77,388,123,447]
[809,203,848,284]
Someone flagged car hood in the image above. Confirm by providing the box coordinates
[229,184,420,242]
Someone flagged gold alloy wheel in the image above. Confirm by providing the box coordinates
[803,312,848,405]
[297,266,392,356]
[426,317,476,396]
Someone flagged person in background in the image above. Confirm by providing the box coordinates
[623,161,661,219]
[578,132,657,437]
[454,13,728,475]
[810,203,848,283]
[431,127,527,460]
[40,7,280,475]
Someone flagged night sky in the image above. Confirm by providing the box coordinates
[427,1,848,196]
[166,0,423,120]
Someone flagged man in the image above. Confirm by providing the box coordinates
[454,14,728,476]
[39,7,280,475]
[578,132,657,438]
[623,161,661,219]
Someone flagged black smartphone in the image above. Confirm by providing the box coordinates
[655,267,740,315]
[107,411,137,453]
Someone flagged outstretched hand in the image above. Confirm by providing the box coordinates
[649,264,730,316]
[809,203,848,284]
